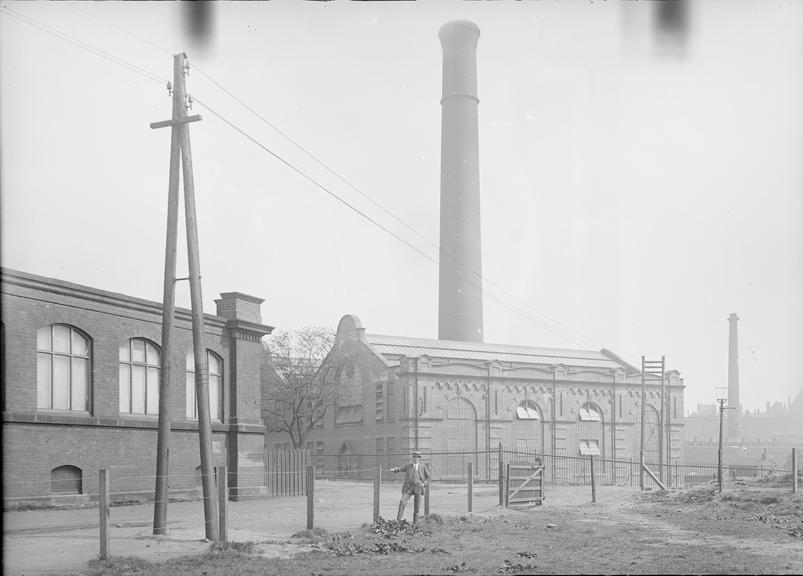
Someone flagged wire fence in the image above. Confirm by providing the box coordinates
[4,448,799,506]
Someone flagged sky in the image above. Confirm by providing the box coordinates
[2,1,801,416]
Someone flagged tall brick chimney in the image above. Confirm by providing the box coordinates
[727,312,740,438]
[438,20,484,343]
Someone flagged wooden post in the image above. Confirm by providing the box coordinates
[99,469,110,560]
[793,448,798,494]
[424,464,430,516]
[590,456,596,503]
[498,442,504,506]
[504,463,511,507]
[217,466,227,542]
[306,465,315,530]
[467,462,473,513]
[373,465,381,523]
[640,451,645,491]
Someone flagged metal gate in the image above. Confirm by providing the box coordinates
[443,397,477,478]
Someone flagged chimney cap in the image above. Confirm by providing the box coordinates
[439,19,480,41]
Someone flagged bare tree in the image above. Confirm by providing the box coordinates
[263,326,335,448]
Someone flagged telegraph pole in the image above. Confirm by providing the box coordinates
[639,356,646,490]
[150,53,217,540]
[715,388,735,494]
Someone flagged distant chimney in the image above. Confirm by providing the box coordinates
[437,20,484,343]
[727,313,740,437]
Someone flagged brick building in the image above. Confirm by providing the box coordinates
[1,268,272,505]
[265,315,686,480]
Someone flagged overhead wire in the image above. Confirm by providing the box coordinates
[44,2,609,352]
[4,4,639,358]
[0,5,167,86]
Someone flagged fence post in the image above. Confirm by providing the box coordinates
[217,466,227,543]
[498,442,504,506]
[639,452,645,490]
[99,468,110,560]
[424,463,430,516]
[793,448,798,494]
[467,461,473,513]
[590,456,596,503]
[306,465,315,530]
[373,465,381,523]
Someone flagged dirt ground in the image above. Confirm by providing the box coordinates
[3,480,802,575]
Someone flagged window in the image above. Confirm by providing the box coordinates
[37,325,90,411]
[119,338,160,415]
[186,350,223,421]
[386,381,393,422]
[579,440,601,456]
[514,401,544,454]
[51,465,82,494]
[578,402,603,458]
[578,405,601,421]
[516,402,541,420]
[375,383,384,422]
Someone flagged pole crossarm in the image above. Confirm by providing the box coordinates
[150,115,203,130]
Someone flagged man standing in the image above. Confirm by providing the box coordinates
[390,450,430,523]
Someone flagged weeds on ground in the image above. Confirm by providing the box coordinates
[208,540,256,555]
[289,527,329,543]
[81,556,154,576]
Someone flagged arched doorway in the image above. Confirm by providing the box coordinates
[641,404,661,466]
[442,397,477,478]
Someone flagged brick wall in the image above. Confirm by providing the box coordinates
[1,268,272,504]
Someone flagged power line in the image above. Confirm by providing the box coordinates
[47,3,608,351]
[4,5,629,355]
[0,6,167,86]
[193,97,603,350]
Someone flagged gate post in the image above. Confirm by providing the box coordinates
[373,465,381,523]
[99,468,110,560]
[793,448,798,494]
[217,466,227,543]
[590,456,596,503]
[498,442,504,506]
[306,465,315,530]
[467,461,473,512]
[504,463,511,507]
[424,463,431,516]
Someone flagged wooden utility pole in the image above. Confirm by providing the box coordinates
[151,53,217,540]
[152,52,184,537]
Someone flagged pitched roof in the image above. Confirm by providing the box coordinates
[363,333,632,371]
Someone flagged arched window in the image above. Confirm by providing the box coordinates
[51,465,82,494]
[37,325,90,411]
[186,350,223,421]
[119,338,160,415]
[578,402,603,457]
[514,400,544,454]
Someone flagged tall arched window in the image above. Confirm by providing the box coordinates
[578,402,603,457]
[119,338,160,415]
[514,400,544,454]
[186,350,223,421]
[37,324,90,411]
